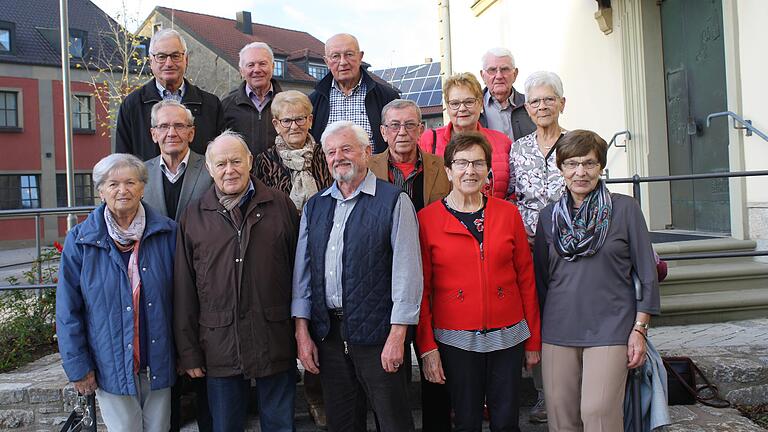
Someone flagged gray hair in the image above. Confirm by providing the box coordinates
[149,28,187,54]
[150,99,194,127]
[482,47,515,69]
[524,71,564,98]
[205,129,252,166]
[239,42,274,68]
[381,99,422,123]
[92,153,148,191]
[321,121,370,151]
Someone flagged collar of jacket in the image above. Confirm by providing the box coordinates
[199,175,275,211]
[313,67,378,98]
[232,78,284,107]
[75,203,175,248]
[139,78,203,106]
[481,86,527,112]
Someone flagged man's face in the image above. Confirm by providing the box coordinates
[324,35,363,84]
[239,47,274,92]
[150,36,188,88]
[151,106,194,158]
[380,107,423,161]
[323,129,371,183]
[206,137,253,195]
[480,55,518,99]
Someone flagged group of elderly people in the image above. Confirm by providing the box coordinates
[55,26,660,432]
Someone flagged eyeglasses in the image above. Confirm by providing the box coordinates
[277,116,309,128]
[484,66,514,75]
[325,51,358,63]
[526,96,558,108]
[151,51,185,63]
[447,98,478,111]
[451,159,488,170]
[383,122,420,132]
[561,160,600,171]
[153,123,193,133]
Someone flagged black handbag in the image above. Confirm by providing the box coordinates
[60,393,97,432]
[662,356,730,408]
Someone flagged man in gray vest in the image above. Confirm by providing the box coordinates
[292,121,422,431]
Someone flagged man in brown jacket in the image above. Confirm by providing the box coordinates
[174,130,299,431]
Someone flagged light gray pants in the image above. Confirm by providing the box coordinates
[95,372,171,432]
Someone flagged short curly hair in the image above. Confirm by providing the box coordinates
[442,72,483,105]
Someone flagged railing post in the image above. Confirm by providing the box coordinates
[632,174,642,206]
[35,214,42,298]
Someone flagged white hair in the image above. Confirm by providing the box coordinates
[150,99,194,127]
[524,71,564,98]
[205,129,252,166]
[381,99,422,123]
[149,28,187,54]
[239,42,274,67]
[93,153,148,191]
[482,47,515,69]
[321,121,370,151]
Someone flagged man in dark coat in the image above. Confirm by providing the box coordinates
[115,29,223,161]
[479,47,536,144]
[221,42,282,156]
[175,131,299,432]
[309,33,399,154]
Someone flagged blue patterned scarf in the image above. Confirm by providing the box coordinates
[552,179,612,261]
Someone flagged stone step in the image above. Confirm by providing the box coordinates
[657,288,768,325]
[660,261,768,295]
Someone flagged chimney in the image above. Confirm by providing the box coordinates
[425,57,433,63]
[236,11,252,35]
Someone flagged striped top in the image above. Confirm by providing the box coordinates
[434,319,531,353]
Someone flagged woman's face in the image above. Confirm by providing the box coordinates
[525,85,565,129]
[446,85,481,130]
[99,167,145,218]
[445,144,489,197]
[272,106,313,149]
[560,150,602,201]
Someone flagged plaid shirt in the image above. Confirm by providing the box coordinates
[328,78,372,144]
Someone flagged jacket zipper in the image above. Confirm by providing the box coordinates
[218,209,245,369]
[479,241,489,332]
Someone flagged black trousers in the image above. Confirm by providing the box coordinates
[318,317,415,432]
[414,342,453,432]
[169,375,212,432]
[439,342,524,432]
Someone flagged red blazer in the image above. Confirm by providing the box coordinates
[416,197,541,354]
[418,122,512,199]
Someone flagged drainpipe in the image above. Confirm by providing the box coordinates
[59,0,77,230]
[438,0,452,124]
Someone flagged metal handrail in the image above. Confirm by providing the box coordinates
[608,130,632,149]
[706,111,768,142]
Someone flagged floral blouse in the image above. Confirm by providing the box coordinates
[508,131,566,238]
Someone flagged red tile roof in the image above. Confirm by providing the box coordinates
[421,105,445,116]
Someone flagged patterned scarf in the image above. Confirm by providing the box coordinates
[104,203,146,373]
[551,179,612,261]
[275,134,319,210]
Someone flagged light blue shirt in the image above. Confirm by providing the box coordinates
[291,170,423,325]
[155,80,186,102]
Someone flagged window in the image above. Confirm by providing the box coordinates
[308,63,328,80]
[0,91,18,129]
[0,175,40,209]
[56,173,96,207]
[69,30,87,58]
[0,21,14,54]
[273,59,284,78]
[72,95,93,131]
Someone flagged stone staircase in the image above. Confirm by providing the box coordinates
[654,237,768,325]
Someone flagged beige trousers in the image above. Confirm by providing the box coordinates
[542,343,628,432]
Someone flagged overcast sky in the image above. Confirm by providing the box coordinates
[90,0,441,69]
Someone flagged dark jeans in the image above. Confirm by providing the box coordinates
[414,342,453,432]
[439,342,524,432]
[318,317,415,432]
[170,376,212,432]
[206,370,295,432]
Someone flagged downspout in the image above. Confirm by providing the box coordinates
[59,0,77,230]
[438,0,452,124]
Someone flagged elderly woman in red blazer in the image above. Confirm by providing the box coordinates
[416,131,541,432]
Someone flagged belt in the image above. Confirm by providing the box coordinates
[328,308,344,320]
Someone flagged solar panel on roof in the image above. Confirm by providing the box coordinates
[374,63,443,108]
[429,91,443,106]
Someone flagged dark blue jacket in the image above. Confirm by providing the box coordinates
[56,204,177,395]
[309,68,399,154]
[304,180,401,345]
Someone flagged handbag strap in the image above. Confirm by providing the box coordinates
[431,128,437,154]
[663,357,731,408]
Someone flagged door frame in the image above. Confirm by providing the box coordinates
[615,0,747,238]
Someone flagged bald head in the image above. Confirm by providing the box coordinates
[325,33,360,53]
[324,33,364,89]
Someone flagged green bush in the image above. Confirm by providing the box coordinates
[0,245,60,372]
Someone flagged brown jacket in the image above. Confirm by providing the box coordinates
[174,176,299,378]
[369,149,451,207]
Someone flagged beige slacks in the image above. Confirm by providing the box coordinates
[542,343,628,432]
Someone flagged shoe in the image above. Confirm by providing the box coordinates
[308,403,328,429]
[529,395,548,423]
